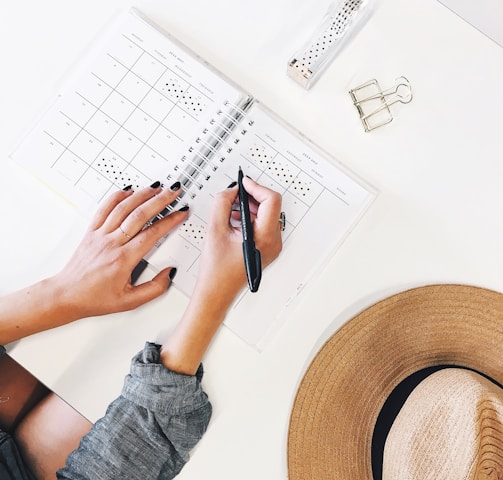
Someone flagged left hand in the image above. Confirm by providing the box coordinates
[53,182,189,320]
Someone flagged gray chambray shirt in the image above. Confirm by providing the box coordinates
[0,343,212,479]
[58,342,212,479]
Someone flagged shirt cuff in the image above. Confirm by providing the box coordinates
[121,342,208,415]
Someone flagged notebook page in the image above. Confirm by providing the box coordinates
[12,9,246,215]
[217,102,376,348]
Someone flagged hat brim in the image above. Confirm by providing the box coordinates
[287,284,503,479]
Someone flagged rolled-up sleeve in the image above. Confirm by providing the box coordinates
[57,342,212,480]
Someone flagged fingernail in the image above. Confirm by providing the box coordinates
[227,181,237,188]
[122,184,133,191]
[150,180,161,189]
[169,267,177,281]
[178,205,189,212]
[170,181,181,191]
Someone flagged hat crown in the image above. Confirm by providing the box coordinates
[383,369,503,480]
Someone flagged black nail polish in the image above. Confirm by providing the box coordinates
[122,184,133,191]
[150,180,161,189]
[178,205,189,212]
[170,181,181,191]
[169,267,177,281]
[227,181,237,188]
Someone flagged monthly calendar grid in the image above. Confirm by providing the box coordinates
[42,26,241,212]
[62,35,221,202]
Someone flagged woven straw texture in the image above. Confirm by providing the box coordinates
[287,284,503,479]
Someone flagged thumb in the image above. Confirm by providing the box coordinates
[125,267,174,308]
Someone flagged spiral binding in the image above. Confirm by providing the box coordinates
[150,95,254,224]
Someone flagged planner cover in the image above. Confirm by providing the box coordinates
[11,8,377,349]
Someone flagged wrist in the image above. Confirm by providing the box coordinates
[159,277,244,376]
[192,277,244,314]
[0,275,81,345]
[44,273,83,323]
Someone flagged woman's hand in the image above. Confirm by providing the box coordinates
[193,176,283,309]
[53,182,189,319]
[160,177,284,374]
[0,182,189,344]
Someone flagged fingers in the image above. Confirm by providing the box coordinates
[94,181,190,282]
[128,207,189,258]
[238,177,283,267]
[210,186,238,231]
[103,181,184,240]
[87,188,133,231]
[120,182,183,238]
[242,176,282,232]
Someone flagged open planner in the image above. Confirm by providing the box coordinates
[11,8,377,349]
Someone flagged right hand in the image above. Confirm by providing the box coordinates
[159,178,283,375]
[193,177,283,306]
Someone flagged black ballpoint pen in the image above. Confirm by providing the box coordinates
[238,166,262,292]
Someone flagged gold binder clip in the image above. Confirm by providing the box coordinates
[349,76,412,132]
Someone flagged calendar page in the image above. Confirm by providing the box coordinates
[12,9,247,214]
[11,9,377,349]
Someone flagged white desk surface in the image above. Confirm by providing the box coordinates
[1,0,503,478]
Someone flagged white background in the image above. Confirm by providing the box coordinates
[1,0,503,478]
[439,0,503,47]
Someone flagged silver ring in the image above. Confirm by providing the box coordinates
[119,225,132,239]
[279,212,286,231]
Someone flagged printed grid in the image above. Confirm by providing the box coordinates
[45,32,220,206]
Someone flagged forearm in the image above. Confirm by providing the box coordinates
[0,275,78,345]
[160,280,243,375]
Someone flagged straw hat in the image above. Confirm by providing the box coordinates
[287,284,503,479]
